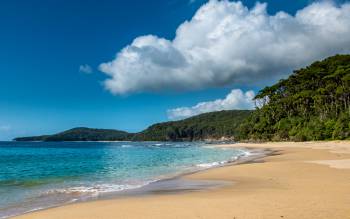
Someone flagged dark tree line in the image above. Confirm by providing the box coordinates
[134,110,252,141]
[14,127,131,141]
[238,54,350,141]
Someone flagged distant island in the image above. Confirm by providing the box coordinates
[15,54,350,142]
[14,128,132,142]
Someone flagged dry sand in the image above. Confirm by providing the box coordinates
[15,141,350,219]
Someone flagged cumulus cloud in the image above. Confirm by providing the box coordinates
[99,0,350,95]
[167,89,255,120]
[79,64,93,74]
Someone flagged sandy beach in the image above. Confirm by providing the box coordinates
[15,141,350,219]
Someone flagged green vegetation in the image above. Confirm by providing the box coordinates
[14,127,131,141]
[13,135,50,142]
[238,54,350,141]
[14,110,252,142]
[133,110,252,141]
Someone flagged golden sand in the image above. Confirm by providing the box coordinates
[15,141,350,219]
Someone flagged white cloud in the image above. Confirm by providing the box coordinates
[79,64,93,74]
[167,89,255,120]
[99,0,350,95]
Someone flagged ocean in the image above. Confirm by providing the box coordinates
[0,141,250,218]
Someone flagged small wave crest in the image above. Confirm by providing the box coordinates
[196,161,228,168]
[45,182,150,196]
[196,149,252,169]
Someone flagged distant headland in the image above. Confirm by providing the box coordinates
[14,110,252,142]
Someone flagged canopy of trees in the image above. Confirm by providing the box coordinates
[238,54,350,141]
[134,110,252,141]
[14,127,131,141]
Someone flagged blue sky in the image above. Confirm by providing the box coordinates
[1,0,349,140]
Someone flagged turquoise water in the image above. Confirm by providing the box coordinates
[0,141,249,218]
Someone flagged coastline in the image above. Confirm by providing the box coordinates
[14,141,350,219]
[4,145,260,218]
[1,142,256,219]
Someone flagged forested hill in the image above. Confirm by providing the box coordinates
[238,54,350,141]
[14,127,132,142]
[133,110,252,141]
[14,110,252,141]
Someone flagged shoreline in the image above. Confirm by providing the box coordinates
[6,146,263,219]
[14,141,350,219]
